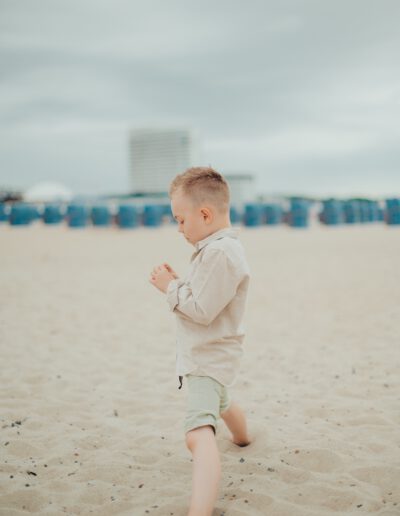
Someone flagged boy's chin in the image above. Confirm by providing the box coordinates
[184,236,195,245]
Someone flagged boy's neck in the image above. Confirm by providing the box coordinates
[211,211,231,233]
[211,222,231,234]
[199,221,232,243]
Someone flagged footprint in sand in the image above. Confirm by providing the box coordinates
[346,415,392,426]
[78,464,140,484]
[279,448,344,474]
[0,489,47,513]
[3,440,42,458]
[281,484,363,512]
[276,465,311,484]
[350,466,400,493]
[78,485,113,505]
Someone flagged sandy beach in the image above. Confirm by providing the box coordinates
[0,222,399,516]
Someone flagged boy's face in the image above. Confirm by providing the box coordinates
[171,189,212,246]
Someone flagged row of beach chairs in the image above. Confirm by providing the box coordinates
[1,199,399,228]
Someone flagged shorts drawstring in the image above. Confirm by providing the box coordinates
[178,375,183,389]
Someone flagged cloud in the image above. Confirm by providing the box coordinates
[0,0,399,195]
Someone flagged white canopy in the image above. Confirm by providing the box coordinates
[24,182,73,202]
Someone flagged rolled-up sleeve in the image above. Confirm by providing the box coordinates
[166,249,240,326]
[166,278,185,312]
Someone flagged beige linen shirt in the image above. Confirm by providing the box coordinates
[166,227,250,387]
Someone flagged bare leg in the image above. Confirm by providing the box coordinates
[185,425,221,516]
[220,401,251,447]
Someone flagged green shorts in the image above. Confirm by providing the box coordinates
[184,374,231,435]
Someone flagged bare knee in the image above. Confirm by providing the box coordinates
[185,425,215,451]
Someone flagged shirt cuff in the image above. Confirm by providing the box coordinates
[166,278,183,312]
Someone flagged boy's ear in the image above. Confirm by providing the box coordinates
[200,207,213,224]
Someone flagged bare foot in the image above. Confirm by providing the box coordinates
[230,436,252,447]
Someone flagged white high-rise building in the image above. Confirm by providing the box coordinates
[129,128,200,194]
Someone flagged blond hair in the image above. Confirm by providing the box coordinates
[169,167,230,213]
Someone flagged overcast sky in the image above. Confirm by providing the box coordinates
[1,0,399,197]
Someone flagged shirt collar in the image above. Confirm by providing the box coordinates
[194,226,239,252]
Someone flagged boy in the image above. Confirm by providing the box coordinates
[149,167,252,516]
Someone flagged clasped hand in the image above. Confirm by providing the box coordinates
[149,263,178,293]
